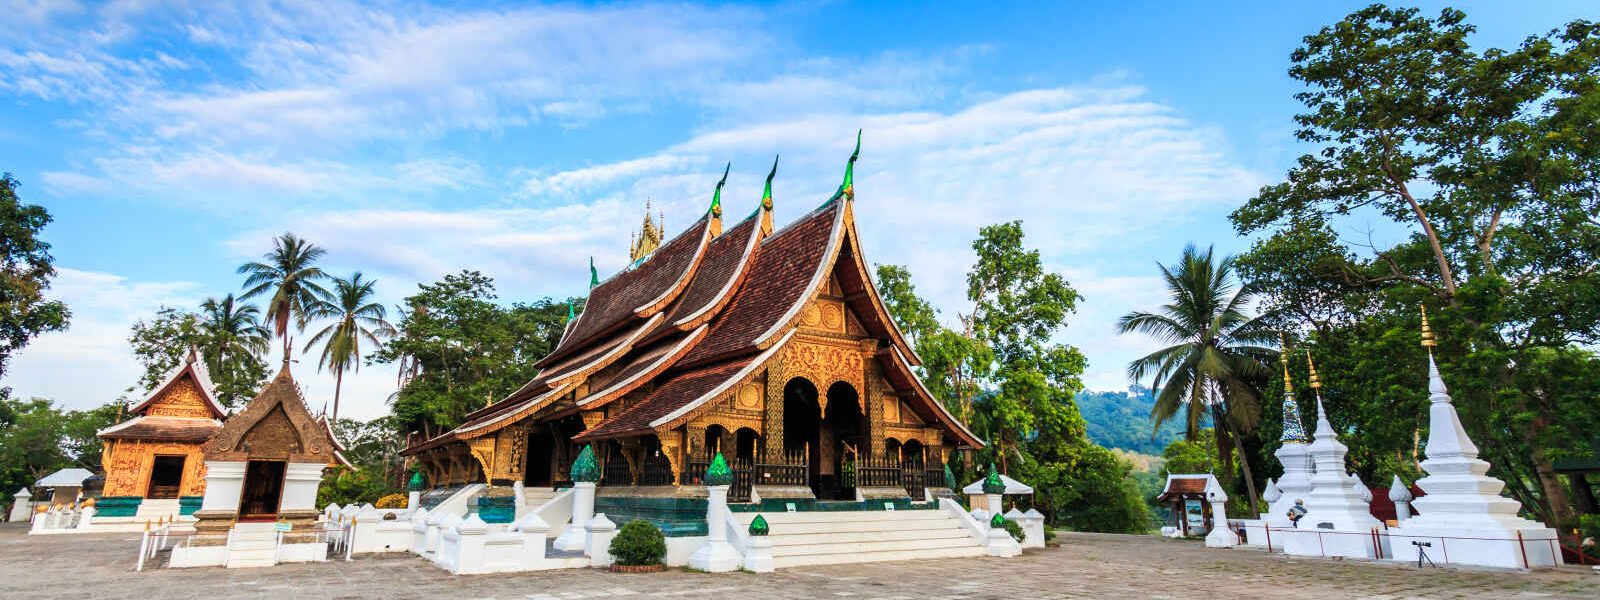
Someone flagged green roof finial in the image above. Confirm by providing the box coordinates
[705,451,733,486]
[571,444,600,482]
[748,514,770,536]
[407,470,426,492]
[831,130,861,202]
[761,155,779,211]
[982,463,1005,494]
[589,257,599,289]
[566,300,575,323]
[710,162,729,218]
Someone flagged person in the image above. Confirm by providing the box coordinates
[1287,499,1308,527]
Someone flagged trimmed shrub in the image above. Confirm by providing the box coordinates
[609,520,667,566]
[1001,518,1025,543]
[374,493,408,509]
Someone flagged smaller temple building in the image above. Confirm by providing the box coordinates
[96,349,225,521]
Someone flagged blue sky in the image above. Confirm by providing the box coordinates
[1,1,1591,420]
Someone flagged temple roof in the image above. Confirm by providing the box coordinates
[203,366,345,466]
[98,416,222,443]
[127,347,226,420]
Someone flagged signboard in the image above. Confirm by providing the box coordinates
[884,502,895,511]
[1184,499,1206,534]
[785,502,797,513]
[274,522,292,533]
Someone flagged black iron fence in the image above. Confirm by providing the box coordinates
[901,463,928,500]
[638,451,675,486]
[855,453,902,489]
[601,454,632,486]
[756,446,809,488]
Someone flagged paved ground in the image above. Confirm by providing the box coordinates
[3,524,1596,599]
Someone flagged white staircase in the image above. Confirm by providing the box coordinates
[520,487,561,517]
[733,509,985,568]
[133,499,181,523]
[225,522,279,568]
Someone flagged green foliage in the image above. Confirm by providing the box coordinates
[1000,517,1025,543]
[876,221,1145,534]
[127,300,271,409]
[238,232,332,361]
[1234,5,1600,525]
[1077,386,1200,455]
[609,520,667,566]
[0,174,69,376]
[372,270,572,437]
[334,416,407,486]
[1159,431,1218,477]
[0,393,118,498]
[317,466,399,508]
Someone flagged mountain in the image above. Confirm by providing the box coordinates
[1077,386,1204,456]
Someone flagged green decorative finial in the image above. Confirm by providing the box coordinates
[710,162,729,218]
[942,462,956,489]
[589,257,599,289]
[407,470,425,492]
[761,155,778,211]
[982,463,1005,495]
[989,512,1007,528]
[566,300,575,323]
[748,514,770,536]
[705,451,733,486]
[571,444,600,482]
[832,130,861,202]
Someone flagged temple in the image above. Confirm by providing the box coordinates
[95,348,226,523]
[404,140,982,512]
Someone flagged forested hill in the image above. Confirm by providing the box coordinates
[1077,386,1202,456]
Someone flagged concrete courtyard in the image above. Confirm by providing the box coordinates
[2,524,1596,600]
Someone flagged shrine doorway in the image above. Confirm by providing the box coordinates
[822,382,864,499]
[147,455,185,499]
[524,427,557,487]
[238,460,285,520]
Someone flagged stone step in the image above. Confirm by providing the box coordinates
[765,527,972,546]
[228,539,276,551]
[769,534,979,558]
[225,557,277,569]
[773,543,985,568]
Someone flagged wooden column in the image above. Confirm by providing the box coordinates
[762,364,786,461]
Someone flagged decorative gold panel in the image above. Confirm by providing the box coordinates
[736,383,762,410]
[145,377,215,419]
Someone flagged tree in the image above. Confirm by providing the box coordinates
[199,295,271,407]
[304,273,395,421]
[876,221,1147,534]
[128,307,205,390]
[371,271,571,437]
[0,174,69,375]
[1117,244,1275,514]
[0,393,119,498]
[238,233,331,363]
[1233,5,1600,526]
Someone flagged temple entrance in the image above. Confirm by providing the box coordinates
[146,455,185,499]
[238,460,285,520]
[823,382,865,499]
[524,428,556,486]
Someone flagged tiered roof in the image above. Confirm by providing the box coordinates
[98,348,226,443]
[406,145,982,454]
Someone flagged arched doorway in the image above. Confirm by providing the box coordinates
[823,381,864,499]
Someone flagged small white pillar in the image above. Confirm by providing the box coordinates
[689,484,741,572]
[1203,479,1238,548]
[744,535,774,573]
[406,491,421,513]
[554,481,595,551]
[1388,475,1413,522]
[1018,508,1046,549]
[409,507,430,555]
[9,489,32,523]
[74,505,96,530]
[450,514,489,575]
[985,492,1003,517]
[585,513,616,567]
[984,515,1021,557]
[512,480,526,515]
[514,511,550,564]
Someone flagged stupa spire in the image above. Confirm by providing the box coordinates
[1278,333,1308,443]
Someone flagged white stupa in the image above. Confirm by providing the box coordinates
[1282,353,1385,559]
[1391,307,1563,568]
[1242,343,1315,551]
[1388,475,1414,521]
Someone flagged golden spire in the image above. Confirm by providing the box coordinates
[1278,332,1294,393]
[1420,304,1437,349]
[629,199,664,262]
[1305,350,1322,390]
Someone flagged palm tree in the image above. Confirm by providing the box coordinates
[238,233,331,363]
[198,294,271,407]
[1117,244,1276,514]
[304,272,395,420]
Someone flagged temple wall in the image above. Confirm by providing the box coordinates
[101,439,208,498]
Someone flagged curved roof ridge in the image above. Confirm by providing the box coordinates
[665,214,762,331]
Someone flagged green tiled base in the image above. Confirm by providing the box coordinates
[594,496,708,537]
[477,496,515,524]
[178,496,203,516]
[96,496,141,517]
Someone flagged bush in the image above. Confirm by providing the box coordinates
[1001,518,1025,543]
[609,520,666,566]
[374,493,408,509]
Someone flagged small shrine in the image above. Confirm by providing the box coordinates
[1156,473,1223,537]
[176,365,348,568]
[96,348,224,521]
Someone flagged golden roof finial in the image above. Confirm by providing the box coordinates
[1306,350,1322,390]
[1420,304,1437,349]
[1278,332,1294,393]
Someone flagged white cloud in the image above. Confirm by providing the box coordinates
[3,268,202,409]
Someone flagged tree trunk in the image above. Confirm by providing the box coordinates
[332,368,344,422]
[1214,403,1260,515]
